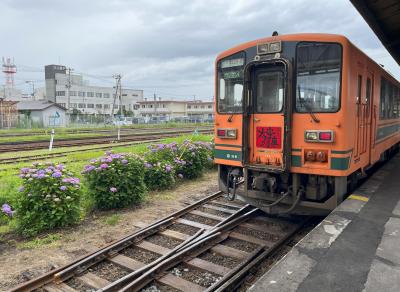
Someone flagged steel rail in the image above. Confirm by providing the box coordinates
[119,208,259,292]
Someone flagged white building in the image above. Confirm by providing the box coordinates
[138,99,214,122]
[16,100,67,127]
[44,65,143,116]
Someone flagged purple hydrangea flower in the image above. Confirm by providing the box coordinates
[178,173,183,178]
[60,186,67,191]
[100,163,109,169]
[144,162,152,168]
[165,165,172,173]
[110,187,117,193]
[1,203,13,217]
[121,159,128,164]
[56,164,65,171]
[52,172,62,178]
[105,157,112,163]
[105,151,112,155]
[20,167,30,174]
[18,186,25,192]
[83,165,96,173]
[37,173,45,179]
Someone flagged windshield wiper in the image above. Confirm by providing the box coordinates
[297,85,320,123]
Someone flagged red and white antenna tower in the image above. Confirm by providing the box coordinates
[2,57,17,89]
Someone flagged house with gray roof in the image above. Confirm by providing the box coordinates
[17,100,66,127]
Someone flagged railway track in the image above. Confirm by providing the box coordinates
[11,191,306,292]
[0,128,212,154]
[0,126,212,138]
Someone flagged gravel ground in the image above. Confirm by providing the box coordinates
[247,218,292,232]
[141,282,180,292]
[146,234,183,250]
[195,206,229,218]
[235,226,281,243]
[89,261,130,282]
[198,251,240,269]
[169,263,221,288]
[121,246,160,264]
[181,213,220,227]
[168,223,199,235]
[222,237,260,252]
[65,276,96,291]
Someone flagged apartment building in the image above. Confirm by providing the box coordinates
[138,99,214,122]
[44,65,143,116]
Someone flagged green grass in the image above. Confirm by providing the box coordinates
[103,214,122,226]
[17,233,62,249]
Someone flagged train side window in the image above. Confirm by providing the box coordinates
[366,78,371,116]
[380,78,386,119]
[357,75,362,103]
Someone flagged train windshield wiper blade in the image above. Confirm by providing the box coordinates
[297,85,320,123]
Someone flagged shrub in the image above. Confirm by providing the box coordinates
[144,142,178,164]
[144,161,175,190]
[174,141,205,179]
[82,152,146,210]
[16,163,81,237]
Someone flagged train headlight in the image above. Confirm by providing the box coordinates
[305,131,318,141]
[226,129,237,138]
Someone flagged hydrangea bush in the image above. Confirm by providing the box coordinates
[144,161,175,190]
[16,163,81,237]
[82,152,146,210]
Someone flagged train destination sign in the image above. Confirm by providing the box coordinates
[221,58,245,68]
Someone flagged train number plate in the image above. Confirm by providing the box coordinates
[256,127,281,149]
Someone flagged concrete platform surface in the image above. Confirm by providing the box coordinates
[248,154,400,292]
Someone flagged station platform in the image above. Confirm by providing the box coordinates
[248,153,400,292]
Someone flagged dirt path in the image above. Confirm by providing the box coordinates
[0,171,218,291]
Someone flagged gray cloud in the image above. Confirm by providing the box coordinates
[0,0,398,99]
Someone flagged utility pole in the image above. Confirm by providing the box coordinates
[111,74,122,117]
[65,68,73,111]
[25,81,35,100]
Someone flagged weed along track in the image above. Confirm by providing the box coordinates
[11,191,306,292]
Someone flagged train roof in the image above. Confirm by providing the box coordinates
[216,33,400,86]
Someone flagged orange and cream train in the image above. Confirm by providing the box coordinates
[214,33,400,215]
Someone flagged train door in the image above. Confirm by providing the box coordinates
[355,71,373,160]
[366,71,374,162]
[246,60,290,171]
[355,73,363,160]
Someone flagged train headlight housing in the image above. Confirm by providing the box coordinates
[217,128,237,139]
[305,130,334,143]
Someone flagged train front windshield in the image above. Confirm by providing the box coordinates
[296,43,342,113]
[217,53,245,113]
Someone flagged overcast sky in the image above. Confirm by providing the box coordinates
[1,0,399,100]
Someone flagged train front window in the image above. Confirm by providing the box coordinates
[256,71,284,113]
[217,54,245,113]
[296,43,342,113]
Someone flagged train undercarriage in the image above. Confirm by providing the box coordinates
[218,144,399,216]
